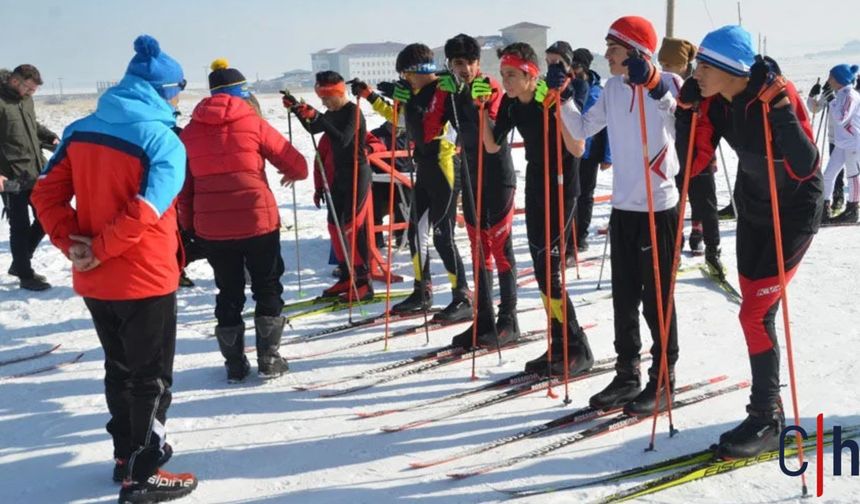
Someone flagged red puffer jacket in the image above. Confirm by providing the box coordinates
[179,94,307,240]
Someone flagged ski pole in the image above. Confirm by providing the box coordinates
[542,90,558,400]
[382,102,401,351]
[634,85,675,447]
[647,107,700,449]
[297,113,364,316]
[401,112,432,345]
[596,223,610,290]
[552,84,574,404]
[346,96,362,320]
[809,78,820,138]
[286,111,304,298]
[717,143,737,218]
[762,100,808,497]
[444,77,502,370]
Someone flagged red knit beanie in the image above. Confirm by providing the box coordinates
[606,16,658,57]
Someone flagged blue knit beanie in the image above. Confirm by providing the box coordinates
[830,64,859,86]
[126,35,185,100]
[696,25,755,77]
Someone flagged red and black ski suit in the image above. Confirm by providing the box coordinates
[424,76,518,326]
[304,101,372,271]
[675,81,823,410]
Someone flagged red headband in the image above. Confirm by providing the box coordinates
[314,81,346,98]
[499,54,540,77]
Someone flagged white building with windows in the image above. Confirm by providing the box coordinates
[311,42,406,85]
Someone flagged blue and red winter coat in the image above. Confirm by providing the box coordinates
[31,74,187,300]
[178,94,308,241]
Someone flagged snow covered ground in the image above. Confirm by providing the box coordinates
[2,62,860,503]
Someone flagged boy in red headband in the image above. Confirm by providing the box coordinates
[554,16,681,415]
[476,42,595,378]
[284,71,373,301]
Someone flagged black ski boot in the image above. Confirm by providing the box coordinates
[390,280,433,314]
[255,316,289,379]
[118,468,198,503]
[717,402,785,459]
[113,443,173,483]
[688,221,704,255]
[215,324,250,383]
[589,357,642,409]
[705,245,726,281]
[832,189,845,214]
[450,314,496,349]
[718,203,736,220]
[432,288,472,323]
[823,200,832,220]
[828,201,858,224]
[494,306,521,346]
[524,322,594,377]
[623,367,675,417]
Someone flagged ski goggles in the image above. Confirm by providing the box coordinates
[399,62,438,75]
[161,79,187,91]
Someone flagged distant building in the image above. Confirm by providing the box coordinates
[433,22,550,75]
[307,23,552,87]
[253,69,315,93]
[311,42,406,85]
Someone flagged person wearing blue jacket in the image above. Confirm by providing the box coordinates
[569,48,612,255]
[31,35,197,504]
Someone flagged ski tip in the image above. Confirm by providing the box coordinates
[408,461,430,470]
[447,472,470,480]
[380,425,403,433]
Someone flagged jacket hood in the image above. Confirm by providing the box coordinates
[190,93,257,125]
[94,74,176,127]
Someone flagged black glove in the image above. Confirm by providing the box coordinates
[377,81,398,99]
[678,77,703,108]
[808,79,821,98]
[546,62,568,90]
[348,78,373,99]
[745,55,787,105]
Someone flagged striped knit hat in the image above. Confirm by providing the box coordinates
[696,25,755,77]
[606,16,658,57]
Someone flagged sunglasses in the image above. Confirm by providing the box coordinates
[161,79,187,91]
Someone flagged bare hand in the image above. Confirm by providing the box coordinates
[0,175,5,192]
[69,235,100,271]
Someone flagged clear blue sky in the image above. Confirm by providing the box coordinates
[2,0,857,90]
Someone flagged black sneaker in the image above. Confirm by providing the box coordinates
[717,404,785,459]
[20,276,51,291]
[589,371,642,409]
[118,469,197,503]
[431,291,471,323]
[113,444,173,483]
[7,265,47,282]
[622,373,675,417]
[390,284,433,314]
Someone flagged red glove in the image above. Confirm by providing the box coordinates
[295,103,318,122]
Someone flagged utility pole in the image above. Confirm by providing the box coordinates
[57,77,64,102]
[666,0,675,38]
[737,1,743,25]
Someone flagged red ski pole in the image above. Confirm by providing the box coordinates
[647,108,699,449]
[347,96,363,320]
[762,100,808,496]
[552,82,573,404]
[470,99,487,380]
[633,85,675,448]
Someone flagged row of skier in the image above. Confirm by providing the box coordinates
[16,11,860,502]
